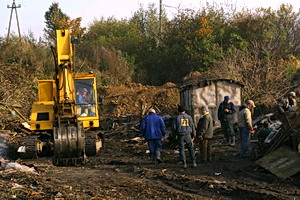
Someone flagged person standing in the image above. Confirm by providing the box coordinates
[238,100,256,157]
[218,96,236,146]
[278,91,297,113]
[196,106,214,162]
[172,105,197,168]
[277,92,299,152]
[141,108,166,163]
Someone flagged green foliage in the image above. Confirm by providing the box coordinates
[0,2,300,120]
[230,4,300,57]
[2,3,300,89]
[76,3,300,85]
[76,41,135,86]
[286,64,298,76]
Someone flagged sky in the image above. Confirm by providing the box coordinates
[0,0,299,39]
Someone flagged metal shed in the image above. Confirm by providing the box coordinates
[179,79,243,127]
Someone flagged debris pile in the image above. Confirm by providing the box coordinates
[0,63,38,130]
[252,113,300,155]
[252,112,300,178]
[0,159,38,174]
[98,83,179,118]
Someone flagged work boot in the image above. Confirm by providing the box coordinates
[151,155,156,163]
[183,160,187,169]
[225,136,230,145]
[192,160,197,168]
[230,136,236,146]
[155,151,162,163]
[228,137,231,146]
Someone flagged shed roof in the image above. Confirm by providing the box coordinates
[179,78,244,90]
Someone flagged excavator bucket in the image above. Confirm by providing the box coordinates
[53,121,85,166]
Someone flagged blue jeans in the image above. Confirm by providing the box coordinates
[239,127,251,157]
[178,134,196,161]
[147,139,162,157]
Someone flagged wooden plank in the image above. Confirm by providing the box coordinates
[256,146,300,179]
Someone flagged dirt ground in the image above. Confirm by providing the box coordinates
[0,84,299,199]
[0,127,299,200]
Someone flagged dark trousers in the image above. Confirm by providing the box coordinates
[178,134,195,162]
[239,127,251,157]
[200,139,212,161]
[221,121,235,137]
[147,139,162,157]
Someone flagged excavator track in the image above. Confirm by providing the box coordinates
[53,157,85,166]
[85,131,103,156]
[20,135,39,159]
[85,131,97,156]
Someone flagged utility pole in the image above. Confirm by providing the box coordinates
[157,0,162,47]
[7,0,22,42]
[159,0,162,36]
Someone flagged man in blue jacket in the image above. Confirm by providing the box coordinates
[141,108,166,163]
[172,105,197,168]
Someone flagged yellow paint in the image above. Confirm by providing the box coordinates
[38,80,55,101]
[181,119,189,126]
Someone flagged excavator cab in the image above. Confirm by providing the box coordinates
[74,74,100,128]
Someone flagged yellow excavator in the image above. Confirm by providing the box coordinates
[21,30,102,165]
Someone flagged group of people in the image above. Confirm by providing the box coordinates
[140,91,297,168]
[140,105,212,168]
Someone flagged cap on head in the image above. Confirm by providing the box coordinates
[246,100,256,108]
[148,108,156,114]
[178,105,185,113]
[224,96,230,101]
[83,88,88,92]
[289,91,296,97]
[200,106,208,111]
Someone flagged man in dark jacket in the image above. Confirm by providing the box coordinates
[172,105,196,168]
[141,108,166,163]
[218,96,236,146]
[197,106,214,162]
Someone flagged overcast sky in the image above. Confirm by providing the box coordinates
[0,0,299,39]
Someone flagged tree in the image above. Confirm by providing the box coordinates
[230,4,300,58]
[206,43,297,106]
[77,3,300,86]
[44,2,85,43]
